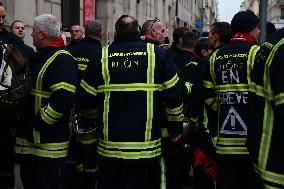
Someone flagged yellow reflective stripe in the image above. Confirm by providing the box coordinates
[216,146,248,154]
[33,128,40,144]
[162,73,179,90]
[203,80,215,89]
[217,138,246,145]
[250,82,275,100]
[257,39,284,170]
[161,128,170,138]
[78,64,87,71]
[215,84,249,92]
[16,137,69,150]
[50,82,76,93]
[166,114,184,122]
[247,45,259,85]
[46,104,63,119]
[209,50,218,84]
[145,43,155,142]
[99,138,161,149]
[76,163,84,172]
[15,146,68,158]
[259,100,274,169]
[97,146,161,159]
[78,138,97,145]
[31,89,51,98]
[275,92,284,105]
[102,47,110,141]
[35,50,71,114]
[160,156,167,189]
[185,82,193,94]
[254,164,284,186]
[80,79,97,96]
[98,83,162,91]
[164,104,183,115]
[40,107,56,124]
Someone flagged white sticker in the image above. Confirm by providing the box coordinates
[220,106,247,135]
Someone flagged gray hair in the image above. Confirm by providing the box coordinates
[34,14,60,39]
[85,18,103,36]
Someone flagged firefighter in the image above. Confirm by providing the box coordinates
[248,27,284,189]
[76,15,184,189]
[201,10,262,189]
[14,14,77,189]
[68,18,103,189]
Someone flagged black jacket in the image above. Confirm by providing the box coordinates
[15,46,78,159]
[77,34,185,160]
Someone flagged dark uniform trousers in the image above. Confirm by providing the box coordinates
[98,157,161,189]
[19,157,68,189]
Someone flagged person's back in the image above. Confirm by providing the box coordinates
[202,10,262,189]
[77,15,184,189]
[248,27,284,189]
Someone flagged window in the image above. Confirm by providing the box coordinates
[61,0,80,31]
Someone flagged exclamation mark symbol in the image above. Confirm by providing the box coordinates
[231,114,236,130]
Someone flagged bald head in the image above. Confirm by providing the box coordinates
[115,15,139,37]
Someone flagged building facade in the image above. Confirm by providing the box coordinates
[2,0,218,47]
[241,0,284,29]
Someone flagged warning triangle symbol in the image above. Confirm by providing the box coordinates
[220,106,247,135]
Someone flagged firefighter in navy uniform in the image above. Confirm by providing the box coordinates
[248,27,284,189]
[14,14,77,189]
[77,15,185,189]
[201,10,262,189]
[68,18,103,189]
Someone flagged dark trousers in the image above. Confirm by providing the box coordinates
[97,157,162,189]
[20,157,68,189]
[0,133,15,189]
[216,157,264,189]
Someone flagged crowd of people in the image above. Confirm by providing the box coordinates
[0,1,283,189]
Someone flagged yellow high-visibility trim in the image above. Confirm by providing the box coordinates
[46,104,63,119]
[99,138,161,149]
[97,147,161,159]
[15,146,68,158]
[275,92,284,105]
[203,80,215,89]
[16,137,69,150]
[164,104,183,115]
[50,82,76,93]
[162,74,179,90]
[31,89,51,98]
[78,64,87,71]
[80,79,97,96]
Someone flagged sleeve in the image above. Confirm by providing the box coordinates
[76,53,102,118]
[34,53,78,127]
[272,45,284,117]
[158,48,186,135]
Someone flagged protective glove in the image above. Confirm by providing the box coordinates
[192,147,220,181]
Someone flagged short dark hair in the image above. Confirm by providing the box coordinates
[210,22,233,44]
[115,15,139,36]
[266,21,276,39]
[194,38,209,58]
[172,27,190,44]
[0,2,3,6]
[182,31,198,49]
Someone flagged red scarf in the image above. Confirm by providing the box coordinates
[230,32,256,45]
[47,37,65,47]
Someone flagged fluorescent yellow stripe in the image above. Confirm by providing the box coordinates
[97,147,161,159]
[15,146,68,158]
[16,137,69,150]
[99,138,161,149]
[209,50,218,84]
[80,79,97,96]
[46,104,63,119]
[78,64,87,71]
[162,73,179,90]
[164,104,183,115]
[50,82,76,93]
[203,80,215,89]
